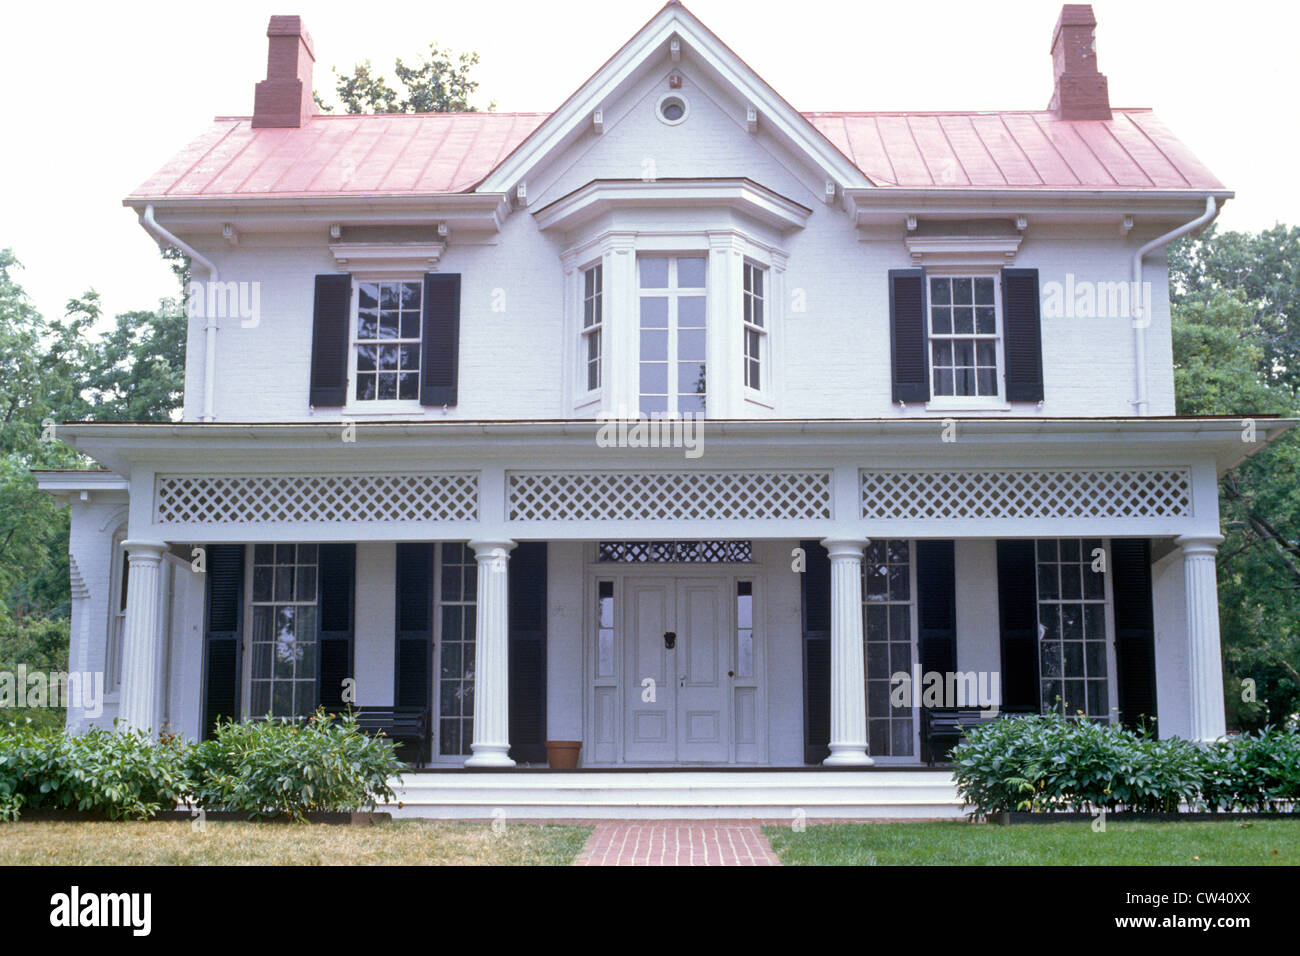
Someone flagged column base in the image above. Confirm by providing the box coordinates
[465,744,516,768]
[823,745,874,767]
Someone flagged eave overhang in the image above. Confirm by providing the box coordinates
[844,187,1235,229]
[122,192,514,237]
[54,417,1293,481]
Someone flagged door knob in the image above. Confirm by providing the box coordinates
[663,631,677,649]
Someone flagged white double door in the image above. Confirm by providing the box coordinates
[624,575,732,764]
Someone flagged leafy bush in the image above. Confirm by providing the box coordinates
[186,710,401,820]
[950,713,1295,817]
[0,719,189,821]
[1199,728,1300,812]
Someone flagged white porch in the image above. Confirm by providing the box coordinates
[44,416,1280,781]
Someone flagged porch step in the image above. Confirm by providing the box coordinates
[384,769,964,820]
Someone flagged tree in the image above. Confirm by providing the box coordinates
[1170,224,1300,402]
[1170,268,1300,728]
[315,43,492,114]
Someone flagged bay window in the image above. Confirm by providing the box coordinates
[742,262,766,392]
[638,256,708,415]
[582,264,603,393]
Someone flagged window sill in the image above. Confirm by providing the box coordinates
[924,399,1012,413]
[744,392,774,411]
[341,402,425,418]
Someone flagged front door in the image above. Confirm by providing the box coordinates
[623,576,730,763]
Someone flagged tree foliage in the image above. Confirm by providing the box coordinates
[315,43,491,114]
[1170,231,1300,728]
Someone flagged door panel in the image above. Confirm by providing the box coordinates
[624,579,675,762]
[676,578,730,763]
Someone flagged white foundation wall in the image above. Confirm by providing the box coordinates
[1151,546,1192,740]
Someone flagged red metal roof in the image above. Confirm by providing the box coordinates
[129,107,1223,201]
[804,109,1224,190]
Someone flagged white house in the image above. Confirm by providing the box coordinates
[36,3,1293,817]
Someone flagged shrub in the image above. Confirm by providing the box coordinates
[952,712,1200,817]
[1199,728,1300,811]
[186,710,401,820]
[0,719,189,821]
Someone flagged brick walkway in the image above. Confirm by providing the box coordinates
[574,821,782,866]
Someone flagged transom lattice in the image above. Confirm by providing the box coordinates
[598,540,754,563]
[860,468,1192,520]
[155,473,479,524]
[509,470,832,522]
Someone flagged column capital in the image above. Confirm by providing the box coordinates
[468,538,517,559]
[1174,534,1224,556]
[820,537,870,560]
[121,540,168,562]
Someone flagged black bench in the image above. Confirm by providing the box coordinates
[921,706,1037,765]
[326,706,431,768]
[922,707,992,766]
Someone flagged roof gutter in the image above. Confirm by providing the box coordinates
[1132,195,1219,415]
[140,204,219,423]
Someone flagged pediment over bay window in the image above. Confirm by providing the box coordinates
[534,178,812,234]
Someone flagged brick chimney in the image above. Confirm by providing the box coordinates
[252,15,317,128]
[1047,4,1111,120]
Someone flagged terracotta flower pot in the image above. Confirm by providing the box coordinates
[545,740,582,769]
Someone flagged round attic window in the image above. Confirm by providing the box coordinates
[657,93,688,125]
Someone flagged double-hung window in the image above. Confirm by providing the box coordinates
[639,256,707,415]
[247,544,319,719]
[742,262,766,392]
[353,280,422,403]
[1036,538,1110,721]
[928,275,1001,400]
[582,264,603,393]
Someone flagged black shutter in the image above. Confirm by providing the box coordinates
[394,542,434,706]
[316,544,355,709]
[997,540,1040,712]
[916,540,956,677]
[801,540,832,764]
[203,544,244,739]
[1001,268,1044,402]
[420,273,461,406]
[309,274,352,407]
[508,542,547,764]
[889,268,929,403]
[1111,539,1158,733]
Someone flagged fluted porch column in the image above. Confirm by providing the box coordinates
[465,539,516,767]
[1176,534,1227,743]
[118,540,167,734]
[822,537,873,766]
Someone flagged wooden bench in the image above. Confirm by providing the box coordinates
[326,706,431,768]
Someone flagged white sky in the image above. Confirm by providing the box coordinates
[1,0,1297,323]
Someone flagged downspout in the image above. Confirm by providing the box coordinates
[1131,195,1218,415]
[140,204,220,422]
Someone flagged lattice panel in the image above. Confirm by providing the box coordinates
[509,471,832,522]
[598,540,754,563]
[155,473,478,524]
[860,468,1192,520]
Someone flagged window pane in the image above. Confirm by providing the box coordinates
[929,277,951,305]
[677,257,707,287]
[931,307,952,334]
[400,312,420,339]
[974,276,995,304]
[678,296,707,326]
[640,297,668,327]
[975,306,997,334]
[639,258,669,288]
[357,309,378,340]
[953,278,973,304]
[953,307,974,334]
[358,284,378,310]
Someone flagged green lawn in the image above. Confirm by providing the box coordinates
[0,820,592,866]
[765,820,1300,866]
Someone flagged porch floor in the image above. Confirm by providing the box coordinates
[385,768,962,820]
